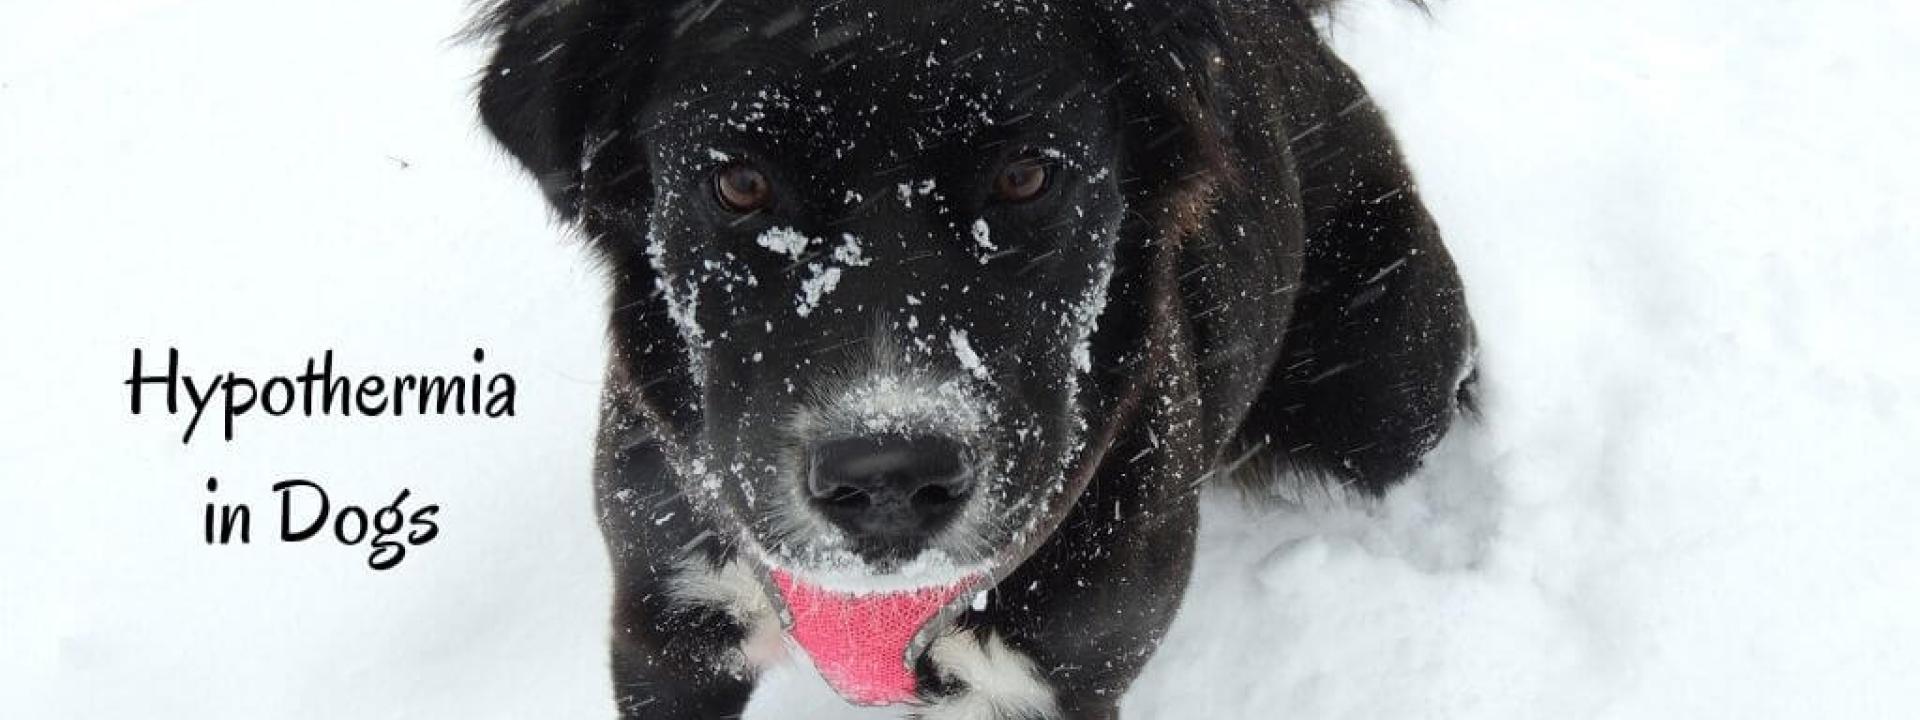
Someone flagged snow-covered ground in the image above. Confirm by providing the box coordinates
[4,1,1918,718]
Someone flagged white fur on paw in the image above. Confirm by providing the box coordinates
[663,558,788,674]
[920,632,1059,720]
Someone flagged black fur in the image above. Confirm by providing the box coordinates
[476,0,1472,717]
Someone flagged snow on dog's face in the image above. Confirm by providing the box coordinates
[485,0,1130,588]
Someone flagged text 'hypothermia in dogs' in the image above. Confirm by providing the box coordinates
[124,347,518,443]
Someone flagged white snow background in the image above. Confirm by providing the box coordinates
[3,0,1918,718]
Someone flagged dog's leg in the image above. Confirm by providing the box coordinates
[607,587,756,719]
[970,495,1198,720]
[923,433,1203,720]
[597,437,762,719]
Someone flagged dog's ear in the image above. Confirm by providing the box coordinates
[475,0,658,218]
[1080,0,1231,238]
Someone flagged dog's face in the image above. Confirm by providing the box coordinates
[639,1,1124,586]
[481,0,1221,589]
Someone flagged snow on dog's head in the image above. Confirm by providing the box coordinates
[476,0,1143,590]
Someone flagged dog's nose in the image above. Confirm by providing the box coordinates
[807,435,975,540]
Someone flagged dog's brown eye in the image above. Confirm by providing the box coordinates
[714,163,772,213]
[993,152,1053,204]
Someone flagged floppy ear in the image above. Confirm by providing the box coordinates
[1081,0,1232,237]
[477,1,703,440]
[1078,0,1256,452]
[475,0,656,218]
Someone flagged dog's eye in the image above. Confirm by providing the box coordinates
[992,151,1053,204]
[714,163,772,213]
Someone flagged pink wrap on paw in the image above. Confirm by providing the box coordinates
[770,569,980,706]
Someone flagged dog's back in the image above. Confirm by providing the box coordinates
[1224,0,1475,493]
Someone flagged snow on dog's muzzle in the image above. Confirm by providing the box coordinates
[769,569,987,706]
[752,317,1151,705]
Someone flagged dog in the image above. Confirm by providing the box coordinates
[474,0,1474,717]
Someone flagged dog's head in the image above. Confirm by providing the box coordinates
[478,0,1227,590]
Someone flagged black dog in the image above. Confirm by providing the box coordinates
[475,0,1472,717]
